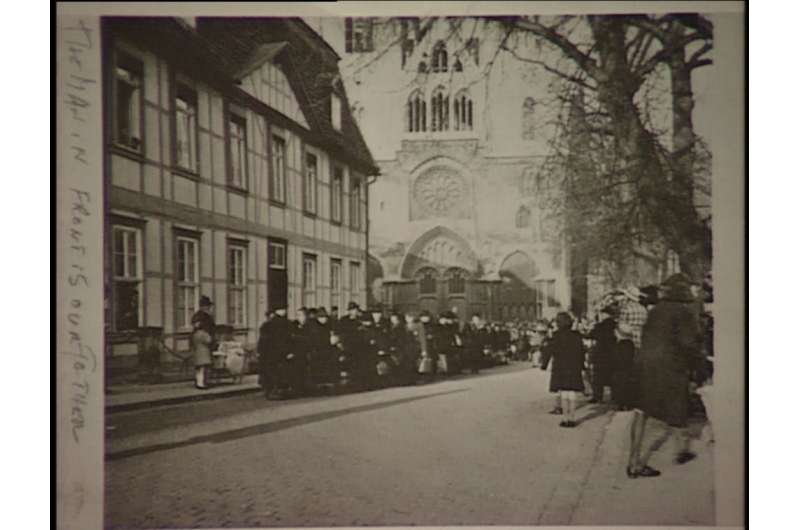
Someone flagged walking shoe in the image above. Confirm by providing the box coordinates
[548,407,564,415]
[559,420,577,428]
[675,451,697,465]
[637,465,661,477]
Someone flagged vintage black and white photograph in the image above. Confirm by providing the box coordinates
[56,3,745,529]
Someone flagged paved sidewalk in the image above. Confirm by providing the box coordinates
[105,362,525,413]
[570,409,714,525]
[106,374,262,412]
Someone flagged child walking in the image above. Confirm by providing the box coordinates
[541,312,586,427]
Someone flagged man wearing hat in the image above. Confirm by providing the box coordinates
[588,305,617,403]
[612,285,649,410]
[308,307,336,386]
[190,295,216,389]
[257,304,293,399]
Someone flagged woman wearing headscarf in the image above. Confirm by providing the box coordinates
[626,273,707,478]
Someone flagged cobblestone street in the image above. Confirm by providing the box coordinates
[105,364,714,528]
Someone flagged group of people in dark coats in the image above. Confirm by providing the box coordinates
[255,302,504,400]
[537,272,713,479]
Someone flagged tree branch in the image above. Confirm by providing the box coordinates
[512,18,600,80]
[501,44,597,91]
[687,41,713,69]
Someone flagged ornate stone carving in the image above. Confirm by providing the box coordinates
[417,236,472,269]
[413,167,466,217]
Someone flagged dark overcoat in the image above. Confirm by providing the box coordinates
[589,317,617,386]
[541,329,585,392]
[636,288,702,427]
[190,310,216,367]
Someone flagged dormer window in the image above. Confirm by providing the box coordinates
[331,93,342,131]
[345,18,374,53]
[431,41,448,73]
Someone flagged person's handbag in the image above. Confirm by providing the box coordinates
[437,354,449,374]
[418,356,433,374]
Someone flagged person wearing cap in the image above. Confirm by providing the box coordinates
[418,310,437,380]
[287,307,312,397]
[464,313,489,374]
[308,307,336,387]
[626,273,707,478]
[190,295,216,389]
[336,302,364,386]
[355,311,382,389]
[613,285,649,411]
[433,312,455,376]
[370,306,389,333]
[588,305,618,404]
[386,311,410,385]
[403,311,425,381]
[258,304,292,399]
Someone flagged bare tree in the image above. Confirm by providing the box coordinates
[329,15,713,282]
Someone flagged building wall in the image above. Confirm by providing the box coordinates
[106,34,368,356]
[307,17,570,318]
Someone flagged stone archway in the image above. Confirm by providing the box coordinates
[400,226,478,279]
[498,251,542,321]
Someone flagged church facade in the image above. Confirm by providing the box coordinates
[307,17,570,321]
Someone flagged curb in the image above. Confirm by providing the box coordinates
[106,385,262,413]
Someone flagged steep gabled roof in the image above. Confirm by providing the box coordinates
[103,16,378,175]
[196,17,377,174]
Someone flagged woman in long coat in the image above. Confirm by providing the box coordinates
[541,312,586,427]
[191,295,216,389]
[626,273,705,478]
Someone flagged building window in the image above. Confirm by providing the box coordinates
[520,166,539,196]
[401,38,415,68]
[665,249,681,277]
[345,18,374,53]
[350,261,362,293]
[303,254,317,307]
[431,41,448,72]
[431,86,449,132]
[466,38,480,65]
[453,57,463,72]
[350,177,362,230]
[228,113,248,190]
[331,93,342,131]
[522,97,536,140]
[516,206,531,228]
[453,89,473,131]
[268,241,286,269]
[331,259,343,311]
[111,225,142,331]
[176,237,199,330]
[447,268,466,294]
[228,245,247,327]
[174,84,198,172]
[418,268,437,295]
[401,18,421,67]
[331,165,344,223]
[407,89,427,133]
[113,51,143,152]
[304,152,318,214]
[270,135,286,203]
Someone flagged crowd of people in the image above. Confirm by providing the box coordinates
[190,271,714,480]
[254,302,522,400]
[534,272,714,480]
